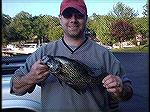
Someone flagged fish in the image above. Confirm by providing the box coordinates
[42,55,108,94]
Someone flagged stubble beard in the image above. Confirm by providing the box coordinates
[65,28,85,40]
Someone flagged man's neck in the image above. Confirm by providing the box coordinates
[63,34,86,47]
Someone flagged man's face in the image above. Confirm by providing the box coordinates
[59,8,87,39]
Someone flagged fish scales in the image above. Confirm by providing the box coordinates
[42,55,108,94]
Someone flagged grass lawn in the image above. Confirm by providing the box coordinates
[111,45,149,53]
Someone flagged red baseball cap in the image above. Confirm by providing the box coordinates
[60,0,87,15]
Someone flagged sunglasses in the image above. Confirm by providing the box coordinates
[62,10,85,19]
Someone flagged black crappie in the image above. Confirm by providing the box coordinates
[42,55,108,94]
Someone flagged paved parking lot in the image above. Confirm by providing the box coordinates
[113,52,149,112]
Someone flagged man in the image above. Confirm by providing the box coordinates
[10,0,133,111]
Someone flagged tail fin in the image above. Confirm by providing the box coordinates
[91,72,108,84]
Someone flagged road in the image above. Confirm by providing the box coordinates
[113,52,149,112]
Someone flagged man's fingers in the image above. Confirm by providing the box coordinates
[103,81,119,88]
[102,74,112,83]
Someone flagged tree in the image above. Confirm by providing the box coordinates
[32,15,62,43]
[47,16,63,41]
[108,2,139,21]
[142,3,148,17]
[87,15,116,45]
[2,14,12,45]
[110,20,135,48]
[132,17,149,40]
[8,11,33,42]
[32,15,50,43]
[6,26,25,42]
[2,14,11,27]
[47,25,63,41]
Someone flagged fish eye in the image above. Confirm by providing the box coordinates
[47,60,61,73]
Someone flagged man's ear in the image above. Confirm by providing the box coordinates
[85,15,88,24]
[59,15,62,25]
[58,14,61,19]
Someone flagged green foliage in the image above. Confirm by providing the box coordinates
[32,15,62,41]
[47,25,63,41]
[2,12,63,44]
[108,2,139,21]
[2,2,148,48]
[2,14,11,27]
[32,15,51,40]
[132,17,149,38]
[142,3,148,17]
[7,11,33,42]
[87,15,115,45]
[2,14,12,44]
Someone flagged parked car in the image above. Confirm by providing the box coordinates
[2,55,41,112]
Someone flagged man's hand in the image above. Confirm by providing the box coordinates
[102,74,123,98]
[27,59,50,84]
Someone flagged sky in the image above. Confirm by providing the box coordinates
[2,0,147,18]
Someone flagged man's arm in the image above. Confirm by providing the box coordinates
[10,59,49,95]
[11,73,37,95]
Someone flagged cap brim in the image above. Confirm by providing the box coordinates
[61,4,86,15]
